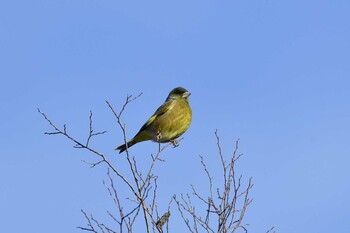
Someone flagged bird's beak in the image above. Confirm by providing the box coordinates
[183,91,191,99]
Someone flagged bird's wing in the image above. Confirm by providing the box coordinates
[141,100,174,129]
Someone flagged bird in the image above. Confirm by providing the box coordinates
[116,87,192,153]
[156,211,171,230]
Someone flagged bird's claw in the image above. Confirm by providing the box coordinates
[156,131,162,142]
[170,139,179,148]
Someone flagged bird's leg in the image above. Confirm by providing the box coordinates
[170,139,179,148]
[156,130,162,142]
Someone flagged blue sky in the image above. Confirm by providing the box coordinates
[1,0,350,232]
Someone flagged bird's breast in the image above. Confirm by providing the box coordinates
[148,100,192,142]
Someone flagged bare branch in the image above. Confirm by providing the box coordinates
[38,107,142,203]
[266,226,276,233]
[77,210,98,232]
[39,93,269,233]
[175,132,254,233]
[38,94,165,233]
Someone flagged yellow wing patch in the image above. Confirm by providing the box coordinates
[143,100,174,128]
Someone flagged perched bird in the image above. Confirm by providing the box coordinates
[156,211,171,230]
[116,87,192,153]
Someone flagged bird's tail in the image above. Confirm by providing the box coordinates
[115,131,152,154]
[115,140,136,154]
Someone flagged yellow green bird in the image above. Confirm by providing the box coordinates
[116,87,192,153]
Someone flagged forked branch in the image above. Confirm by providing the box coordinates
[175,131,253,233]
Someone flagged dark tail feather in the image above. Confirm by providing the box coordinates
[115,141,135,154]
[115,144,127,153]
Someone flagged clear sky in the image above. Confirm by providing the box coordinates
[1,0,350,232]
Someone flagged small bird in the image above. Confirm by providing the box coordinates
[156,211,171,230]
[116,87,192,153]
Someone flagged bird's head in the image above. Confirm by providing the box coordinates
[166,87,191,101]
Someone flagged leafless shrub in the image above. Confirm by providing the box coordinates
[174,131,253,233]
[38,94,273,232]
